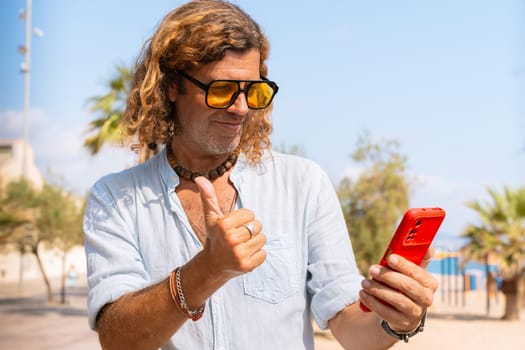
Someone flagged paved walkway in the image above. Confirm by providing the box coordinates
[1,276,524,349]
[0,276,100,350]
[315,291,525,350]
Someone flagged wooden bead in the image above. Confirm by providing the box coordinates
[166,143,239,182]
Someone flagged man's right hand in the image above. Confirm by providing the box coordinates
[194,176,267,279]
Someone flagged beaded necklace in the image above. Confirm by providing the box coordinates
[165,143,238,182]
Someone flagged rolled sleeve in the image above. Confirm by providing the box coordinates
[84,179,150,330]
[306,169,364,329]
[310,272,364,329]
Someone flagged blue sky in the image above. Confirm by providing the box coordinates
[1,1,524,239]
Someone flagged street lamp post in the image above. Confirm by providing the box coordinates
[19,0,33,178]
[17,0,42,295]
[19,0,42,178]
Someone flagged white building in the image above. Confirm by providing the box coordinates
[0,138,43,190]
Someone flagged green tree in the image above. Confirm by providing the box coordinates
[0,179,43,293]
[0,179,85,303]
[36,184,85,304]
[84,65,132,155]
[0,211,29,244]
[0,179,29,243]
[462,186,525,320]
[0,179,40,244]
[337,134,411,273]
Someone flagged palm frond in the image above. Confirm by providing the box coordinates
[83,64,134,155]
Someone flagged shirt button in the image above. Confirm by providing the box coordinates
[212,296,220,304]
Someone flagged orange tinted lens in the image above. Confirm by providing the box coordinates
[247,82,275,108]
[207,81,238,107]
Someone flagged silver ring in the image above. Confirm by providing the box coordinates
[244,222,255,239]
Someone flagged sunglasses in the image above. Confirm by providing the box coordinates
[175,70,279,109]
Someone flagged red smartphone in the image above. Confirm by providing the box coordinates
[359,207,446,312]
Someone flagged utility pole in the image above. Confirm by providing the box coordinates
[17,0,42,295]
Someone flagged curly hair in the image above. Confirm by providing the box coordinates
[122,0,274,165]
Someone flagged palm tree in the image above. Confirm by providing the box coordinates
[462,186,525,320]
[84,65,133,155]
[85,65,157,163]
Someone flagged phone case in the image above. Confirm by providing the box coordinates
[359,207,446,312]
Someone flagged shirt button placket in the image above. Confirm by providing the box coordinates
[211,290,227,350]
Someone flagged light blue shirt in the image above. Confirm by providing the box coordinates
[84,149,364,350]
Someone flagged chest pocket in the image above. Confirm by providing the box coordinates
[242,238,299,303]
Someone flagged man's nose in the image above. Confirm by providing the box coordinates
[227,91,249,115]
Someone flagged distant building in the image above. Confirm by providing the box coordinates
[430,234,499,297]
[0,138,43,190]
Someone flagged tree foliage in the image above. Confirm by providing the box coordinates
[0,179,40,245]
[36,183,84,252]
[0,178,85,303]
[337,134,411,273]
[84,64,158,163]
[462,186,525,320]
[84,64,133,155]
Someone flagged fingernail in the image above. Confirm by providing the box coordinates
[369,265,380,276]
[388,254,399,265]
[362,279,372,288]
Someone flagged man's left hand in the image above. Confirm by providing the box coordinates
[358,248,438,332]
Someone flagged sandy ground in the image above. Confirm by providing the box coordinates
[1,276,524,349]
[315,292,525,350]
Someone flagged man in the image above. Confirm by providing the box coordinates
[83,1,437,349]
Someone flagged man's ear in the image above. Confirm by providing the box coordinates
[168,83,178,102]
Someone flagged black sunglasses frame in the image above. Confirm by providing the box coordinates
[175,70,279,110]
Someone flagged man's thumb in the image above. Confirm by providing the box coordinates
[420,246,435,269]
[194,176,224,220]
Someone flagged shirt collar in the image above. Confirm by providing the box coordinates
[159,146,180,192]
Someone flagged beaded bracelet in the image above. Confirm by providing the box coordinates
[168,266,205,321]
[380,311,427,343]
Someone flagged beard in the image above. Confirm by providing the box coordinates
[175,121,243,157]
[203,133,241,155]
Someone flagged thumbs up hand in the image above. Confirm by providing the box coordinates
[194,176,267,280]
